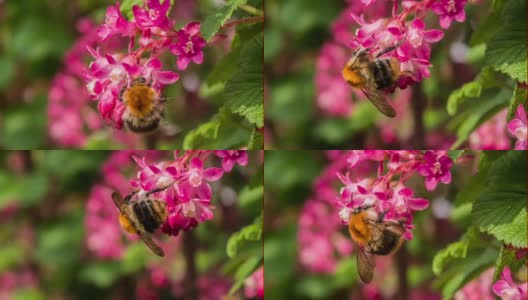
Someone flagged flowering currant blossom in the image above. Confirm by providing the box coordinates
[454,268,494,300]
[85,1,206,128]
[315,0,466,119]
[215,150,249,172]
[492,267,527,300]
[507,105,527,150]
[129,151,246,236]
[48,18,139,147]
[336,151,452,241]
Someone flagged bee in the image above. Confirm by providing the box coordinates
[112,191,168,257]
[348,205,405,283]
[120,77,165,133]
[342,42,409,118]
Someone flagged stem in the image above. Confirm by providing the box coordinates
[396,245,409,299]
[239,4,263,16]
[220,16,264,30]
[411,84,426,148]
[183,231,198,300]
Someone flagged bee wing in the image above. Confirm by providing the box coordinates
[111,192,127,214]
[357,248,375,283]
[361,87,396,118]
[137,230,165,257]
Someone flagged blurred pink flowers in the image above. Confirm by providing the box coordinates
[85,1,206,128]
[469,109,510,150]
[244,266,264,299]
[507,105,527,150]
[492,267,527,300]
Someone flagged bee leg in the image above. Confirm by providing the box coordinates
[377,210,389,223]
[145,185,172,197]
[123,190,139,204]
[375,39,406,58]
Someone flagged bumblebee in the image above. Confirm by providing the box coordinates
[348,205,405,283]
[342,42,409,117]
[120,77,165,133]
[112,191,168,256]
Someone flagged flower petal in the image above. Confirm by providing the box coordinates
[203,167,223,181]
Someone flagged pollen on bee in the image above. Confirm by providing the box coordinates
[342,67,365,88]
[123,85,156,118]
[348,212,371,246]
[118,213,136,234]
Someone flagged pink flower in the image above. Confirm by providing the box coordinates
[417,151,453,191]
[507,105,527,150]
[170,22,207,70]
[432,0,468,29]
[133,0,172,30]
[97,3,137,41]
[185,157,223,188]
[408,19,444,47]
[162,189,214,236]
[244,266,264,299]
[492,267,527,300]
[215,150,249,171]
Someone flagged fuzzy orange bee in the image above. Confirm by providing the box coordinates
[342,41,410,118]
[348,205,405,283]
[120,77,166,133]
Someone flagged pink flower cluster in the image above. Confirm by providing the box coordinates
[48,18,139,147]
[244,266,264,299]
[0,268,37,300]
[316,0,468,116]
[337,151,453,240]
[85,0,206,128]
[492,267,527,300]
[129,150,247,236]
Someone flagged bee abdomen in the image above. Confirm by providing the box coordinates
[125,117,160,133]
[371,59,394,90]
[132,200,167,233]
[372,229,401,255]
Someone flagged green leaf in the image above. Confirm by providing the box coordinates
[223,37,263,127]
[507,84,527,121]
[201,0,248,41]
[484,0,527,82]
[183,107,250,149]
[451,89,510,149]
[447,150,465,162]
[226,214,262,258]
[204,23,262,91]
[434,248,497,300]
[227,256,261,296]
[432,227,483,275]
[238,184,263,208]
[120,0,143,19]
[492,245,525,281]
[248,127,263,149]
[472,151,527,247]
[446,68,496,115]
